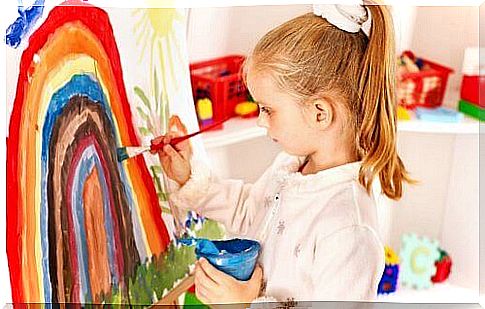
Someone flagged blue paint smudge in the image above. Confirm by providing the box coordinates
[5,0,45,48]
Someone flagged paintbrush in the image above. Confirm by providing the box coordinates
[117,117,230,162]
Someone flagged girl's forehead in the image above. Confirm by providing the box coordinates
[247,72,279,100]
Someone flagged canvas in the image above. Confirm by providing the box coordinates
[5,0,223,305]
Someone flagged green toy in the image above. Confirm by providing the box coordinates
[399,233,440,289]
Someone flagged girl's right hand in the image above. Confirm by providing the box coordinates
[151,131,192,186]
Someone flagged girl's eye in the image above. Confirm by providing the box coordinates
[259,106,272,115]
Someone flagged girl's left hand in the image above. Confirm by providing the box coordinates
[194,257,263,304]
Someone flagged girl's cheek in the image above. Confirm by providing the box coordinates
[256,113,270,128]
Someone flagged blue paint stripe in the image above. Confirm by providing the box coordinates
[71,149,95,302]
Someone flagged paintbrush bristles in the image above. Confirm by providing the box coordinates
[117,146,150,162]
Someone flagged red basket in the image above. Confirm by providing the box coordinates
[189,55,248,129]
[397,54,454,109]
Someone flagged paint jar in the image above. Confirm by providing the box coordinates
[196,238,261,281]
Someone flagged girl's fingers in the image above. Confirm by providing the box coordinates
[152,135,164,145]
[195,263,220,304]
[166,131,191,158]
[173,138,190,151]
[198,258,232,285]
[150,135,166,154]
[249,265,263,291]
[195,263,219,291]
[195,260,219,287]
[163,144,184,162]
[195,285,209,304]
[251,265,263,281]
[167,130,184,139]
[162,131,182,147]
[178,143,192,161]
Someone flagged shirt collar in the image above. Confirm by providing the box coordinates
[273,153,362,193]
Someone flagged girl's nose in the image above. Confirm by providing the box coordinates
[256,113,269,128]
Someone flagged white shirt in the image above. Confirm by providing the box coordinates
[169,152,385,303]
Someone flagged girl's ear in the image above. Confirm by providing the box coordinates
[312,99,333,130]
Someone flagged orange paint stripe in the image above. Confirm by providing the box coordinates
[83,167,111,302]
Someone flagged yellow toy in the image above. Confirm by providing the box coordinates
[235,101,259,118]
[196,98,213,122]
[397,105,411,121]
[385,246,400,265]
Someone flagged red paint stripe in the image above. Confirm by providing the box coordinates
[65,149,82,303]
[6,138,22,301]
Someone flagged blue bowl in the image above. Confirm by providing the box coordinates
[195,238,261,281]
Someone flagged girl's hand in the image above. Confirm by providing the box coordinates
[194,257,263,304]
[151,131,192,186]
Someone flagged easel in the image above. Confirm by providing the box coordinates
[152,274,195,307]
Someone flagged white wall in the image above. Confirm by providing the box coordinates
[391,133,479,291]
[187,5,312,62]
[205,136,281,182]
[410,6,480,108]
[187,4,418,62]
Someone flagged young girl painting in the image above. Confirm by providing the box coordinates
[153,2,412,304]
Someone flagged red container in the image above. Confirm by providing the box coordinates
[397,54,454,109]
[460,75,485,108]
[190,55,248,129]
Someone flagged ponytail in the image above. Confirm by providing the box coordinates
[357,3,414,200]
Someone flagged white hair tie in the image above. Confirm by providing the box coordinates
[313,3,369,34]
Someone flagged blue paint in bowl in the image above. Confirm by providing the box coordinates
[194,238,261,281]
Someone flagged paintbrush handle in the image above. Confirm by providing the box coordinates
[150,117,230,152]
[149,135,190,152]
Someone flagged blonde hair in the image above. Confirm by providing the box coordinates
[244,3,414,200]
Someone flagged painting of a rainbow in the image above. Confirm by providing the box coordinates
[5,1,217,305]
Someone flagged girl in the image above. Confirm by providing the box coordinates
[154,2,412,305]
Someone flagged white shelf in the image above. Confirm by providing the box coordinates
[201,116,480,149]
[377,283,479,303]
[397,116,480,134]
[201,117,265,149]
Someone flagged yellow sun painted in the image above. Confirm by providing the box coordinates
[132,3,186,134]
[148,9,177,36]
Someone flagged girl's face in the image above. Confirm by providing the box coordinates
[246,71,321,156]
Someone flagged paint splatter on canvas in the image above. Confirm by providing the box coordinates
[5,0,45,48]
[6,1,223,305]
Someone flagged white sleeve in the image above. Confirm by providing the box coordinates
[311,225,385,301]
[168,158,274,236]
